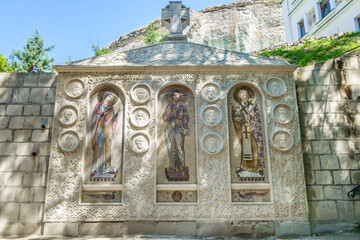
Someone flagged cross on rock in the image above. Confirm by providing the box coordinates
[161,1,190,41]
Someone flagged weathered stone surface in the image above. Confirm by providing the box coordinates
[8,117,24,129]
[14,130,32,142]
[19,203,42,223]
[275,221,311,237]
[323,186,343,200]
[255,222,275,238]
[320,155,339,169]
[31,129,49,142]
[44,222,79,236]
[303,155,321,170]
[198,221,231,237]
[0,73,24,87]
[308,201,338,221]
[0,129,12,142]
[338,155,359,169]
[24,105,40,116]
[12,88,29,103]
[315,171,333,185]
[0,88,13,103]
[6,104,23,116]
[0,223,42,236]
[307,186,324,200]
[351,171,360,184]
[0,203,20,222]
[37,73,57,87]
[175,222,197,236]
[105,0,285,54]
[23,73,39,87]
[333,170,351,184]
[337,201,355,220]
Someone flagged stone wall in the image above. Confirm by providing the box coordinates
[0,73,56,235]
[105,0,285,53]
[295,53,360,233]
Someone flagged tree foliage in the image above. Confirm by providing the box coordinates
[10,30,54,72]
[144,22,166,45]
[0,54,12,72]
[255,31,360,66]
[91,45,114,57]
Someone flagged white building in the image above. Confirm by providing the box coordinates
[281,0,360,42]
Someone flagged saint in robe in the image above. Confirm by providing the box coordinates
[90,91,119,178]
[232,88,265,178]
[162,90,190,181]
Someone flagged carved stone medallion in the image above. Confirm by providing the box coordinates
[130,107,151,128]
[201,83,220,103]
[273,103,294,124]
[264,78,286,97]
[65,79,85,98]
[130,84,151,104]
[202,133,223,154]
[58,105,78,126]
[58,130,80,152]
[272,130,293,151]
[129,132,150,154]
[201,105,222,126]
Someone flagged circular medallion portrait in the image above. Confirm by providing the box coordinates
[201,83,220,103]
[202,133,223,154]
[58,105,78,126]
[130,132,150,154]
[273,103,294,124]
[201,105,222,126]
[58,130,80,152]
[130,107,151,128]
[65,79,85,98]
[130,84,151,104]
[265,78,286,97]
[272,130,293,152]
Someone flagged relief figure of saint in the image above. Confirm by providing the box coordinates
[162,90,190,181]
[232,89,265,178]
[90,91,119,178]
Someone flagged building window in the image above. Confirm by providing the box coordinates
[298,20,306,38]
[320,0,331,19]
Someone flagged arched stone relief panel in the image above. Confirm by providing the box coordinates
[156,84,197,185]
[83,84,125,184]
[227,84,268,183]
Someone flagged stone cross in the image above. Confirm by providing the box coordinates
[161,1,190,41]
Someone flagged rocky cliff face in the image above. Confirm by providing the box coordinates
[105,0,285,53]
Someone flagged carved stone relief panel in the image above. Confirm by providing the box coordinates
[58,130,80,152]
[264,77,287,97]
[201,82,220,103]
[130,83,151,104]
[65,79,85,98]
[202,132,223,154]
[129,132,150,154]
[273,103,294,124]
[201,105,222,126]
[272,130,294,152]
[58,105,78,126]
[130,107,151,128]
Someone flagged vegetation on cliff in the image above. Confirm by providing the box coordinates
[255,31,360,66]
[144,22,166,45]
[92,44,115,57]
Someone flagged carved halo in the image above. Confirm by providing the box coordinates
[130,84,151,104]
[202,132,224,154]
[201,105,222,126]
[58,130,80,152]
[271,130,294,152]
[130,107,151,128]
[58,104,79,126]
[129,132,150,154]
[264,77,287,98]
[200,82,220,103]
[272,103,294,124]
[65,79,85,98]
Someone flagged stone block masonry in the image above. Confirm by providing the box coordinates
[295,53,360,234]
[0,73,56,236]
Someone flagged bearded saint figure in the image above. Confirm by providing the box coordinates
[162,90,190,180]
[90,91,119,178]
[232,89,264,177]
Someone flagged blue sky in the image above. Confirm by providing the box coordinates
[0,0,235,64]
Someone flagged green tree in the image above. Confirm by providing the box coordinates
[144,22,166,45]
[0,54,12,72]
[10,30,54,72]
